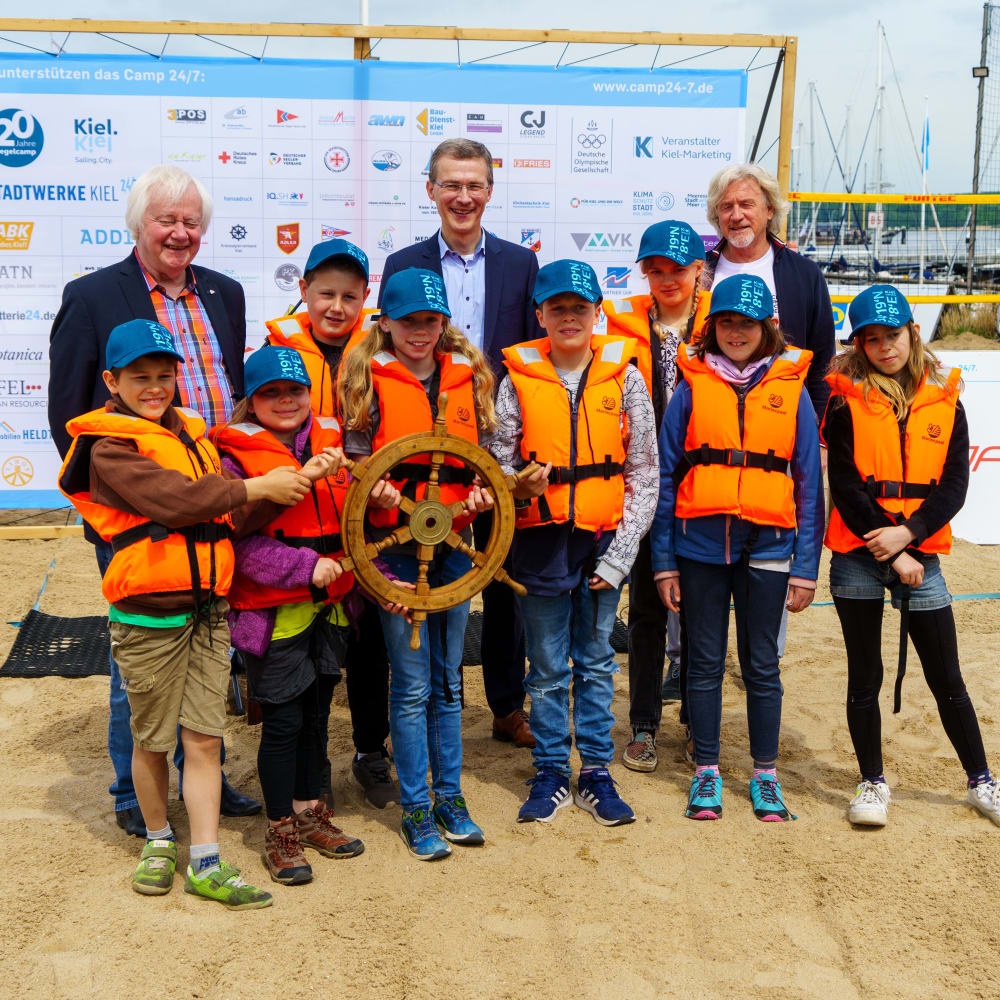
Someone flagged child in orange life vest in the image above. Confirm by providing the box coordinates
[823,285,1000,829]
[211,345,398,885]
[491,259,658,826]
[603,220,710,771]
[651,274,824,823]
[265,239,372,418]
[58,320,317,910]
[338,267,496,861]
[266,239,400,807]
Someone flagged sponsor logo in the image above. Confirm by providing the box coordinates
[572,117,612,175]
[276,109,298,124]
[518,109,547,138]
[217,149,259,167]
[457,405,471,423]
[570,195,625,210]
[265,191,306,204]
[0,348,43,361]
[513,158,550,169]
[0,421,50,442]
[0,380,43,396]
[634,136,652,158]
[466,113,502,134]
[166,151,207,164]
[222,193,254,204]
[0,263,31,279]
[0,109,44,168]
[1,455,33,487]
[521,229,541,253]
[321,225,351,240]
[167,108,206,123]
[323,147,350,172]
[224,105,249,122]
[371,149,402,172]
[571,232,633,252]
[376,226,396,252]
[318,110,356,127]
[657,192,675,211]
[277,223,300,255]
[493,157,503,169]
[73,116,116,163]
[266,150,308,168]
[600,395,617,412]
[0,222,33,250]
[927,423,942,439]
[416,107,455,136]
[1,183,119,202]
[604,266,631,289]
[511,198,551,212]
[768,393,784,409]
[317,191,356,207]
[368,114,405,127]
[80,228,134,247]
[229,224,247,241]
[685,193,708,208]
[368,194,405,210]
[633,190,674,215]
[274,262,302,292]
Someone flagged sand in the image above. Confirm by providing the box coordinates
[1,533,1000,1000]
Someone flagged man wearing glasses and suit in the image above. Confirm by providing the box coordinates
[378,138,541,748]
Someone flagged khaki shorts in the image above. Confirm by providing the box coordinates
[110,602,232,752]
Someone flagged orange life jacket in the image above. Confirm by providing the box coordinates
[601,290,711,396]
[368,350,480,528]
[822,369,962,555]
[210,415,354,609]
[674,343,811,529]
[58,407,235,607]
[264,309,373,417]
[503,335,631,532]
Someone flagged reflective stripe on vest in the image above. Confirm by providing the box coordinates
[210,416,353,609]
[674,343,811,529]
[58,407,235,606]
[823,368,961,555]
[503,334,630,532]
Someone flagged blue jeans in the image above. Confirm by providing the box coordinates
[678,556,787,766]
[96,540,221,810]
[830,550,951,611]
[378,548,470,812]
[518,577,622,776]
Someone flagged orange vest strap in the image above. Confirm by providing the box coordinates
[681,444,790,476]
[110,520,233,554]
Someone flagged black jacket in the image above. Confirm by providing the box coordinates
[705,234,835,421]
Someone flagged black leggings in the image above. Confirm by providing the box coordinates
[832,598,988,781]
[258,674,337,821]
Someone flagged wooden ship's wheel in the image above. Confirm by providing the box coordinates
[339,393,537,650]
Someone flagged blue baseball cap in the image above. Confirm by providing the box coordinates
[244,345,311,399]
[381,267,451,319]
[636,220,706,266]
[106,319,184,370]
[533,259,602,306]
[304,238,370,280]
[847,284,913,342]
[708,274,774,321]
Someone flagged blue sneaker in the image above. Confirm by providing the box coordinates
[749,774,795,822]
[686,769,722,820]
[433,795,485,845]
[400,808,451,861]
[518,768,572,823]
[574,768,636,826]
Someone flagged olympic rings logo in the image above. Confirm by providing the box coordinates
[576,133,606,148]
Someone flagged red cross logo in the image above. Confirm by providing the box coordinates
[329,150,345,168]
[217,151,232,165]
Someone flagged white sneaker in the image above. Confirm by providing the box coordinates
[848,780,891,826]
[967,779,1000,826]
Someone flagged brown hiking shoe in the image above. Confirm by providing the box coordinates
[296,802,365,859]
[262,818,313,886]
[492,709,536,748]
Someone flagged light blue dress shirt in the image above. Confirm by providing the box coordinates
[438,229,487,351]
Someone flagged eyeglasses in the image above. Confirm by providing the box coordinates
[433,181,490,196]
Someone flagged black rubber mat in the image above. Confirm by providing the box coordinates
[1,610,110,678]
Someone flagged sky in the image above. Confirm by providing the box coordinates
[0,0,990,194]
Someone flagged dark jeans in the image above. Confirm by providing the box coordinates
[257,674,337,821]
[344,598,390,755]
[473,508,527,717]
[678,555,788,766]
[833,598,988,781]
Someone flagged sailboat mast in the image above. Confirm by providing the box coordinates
[874,21,885,266]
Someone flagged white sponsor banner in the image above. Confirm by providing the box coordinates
[0,54,746,506]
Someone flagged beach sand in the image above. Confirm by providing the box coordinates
[1,533,999,1000]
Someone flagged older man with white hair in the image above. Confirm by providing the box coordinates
[48,164,259,835]
[703,163,835,419]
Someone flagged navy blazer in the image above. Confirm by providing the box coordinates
[378,230,542,380]
[48,252,247,460]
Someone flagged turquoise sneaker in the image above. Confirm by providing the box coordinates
[401,808,451,861]
[750,774,795,822]
[433,795,485,845]
[686,769,722,820]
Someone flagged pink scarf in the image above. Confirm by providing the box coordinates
[704,352,772,386]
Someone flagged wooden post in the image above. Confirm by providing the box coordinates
[775,35,798,241]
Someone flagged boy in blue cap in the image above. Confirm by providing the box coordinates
[491,259,658,825]
[604,220,711,769]
[58,319,326,908]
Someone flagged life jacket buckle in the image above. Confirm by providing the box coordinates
[727,448,747,468]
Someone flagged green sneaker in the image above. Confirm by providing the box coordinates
[132,839,178,896]
[183,861,273,910]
